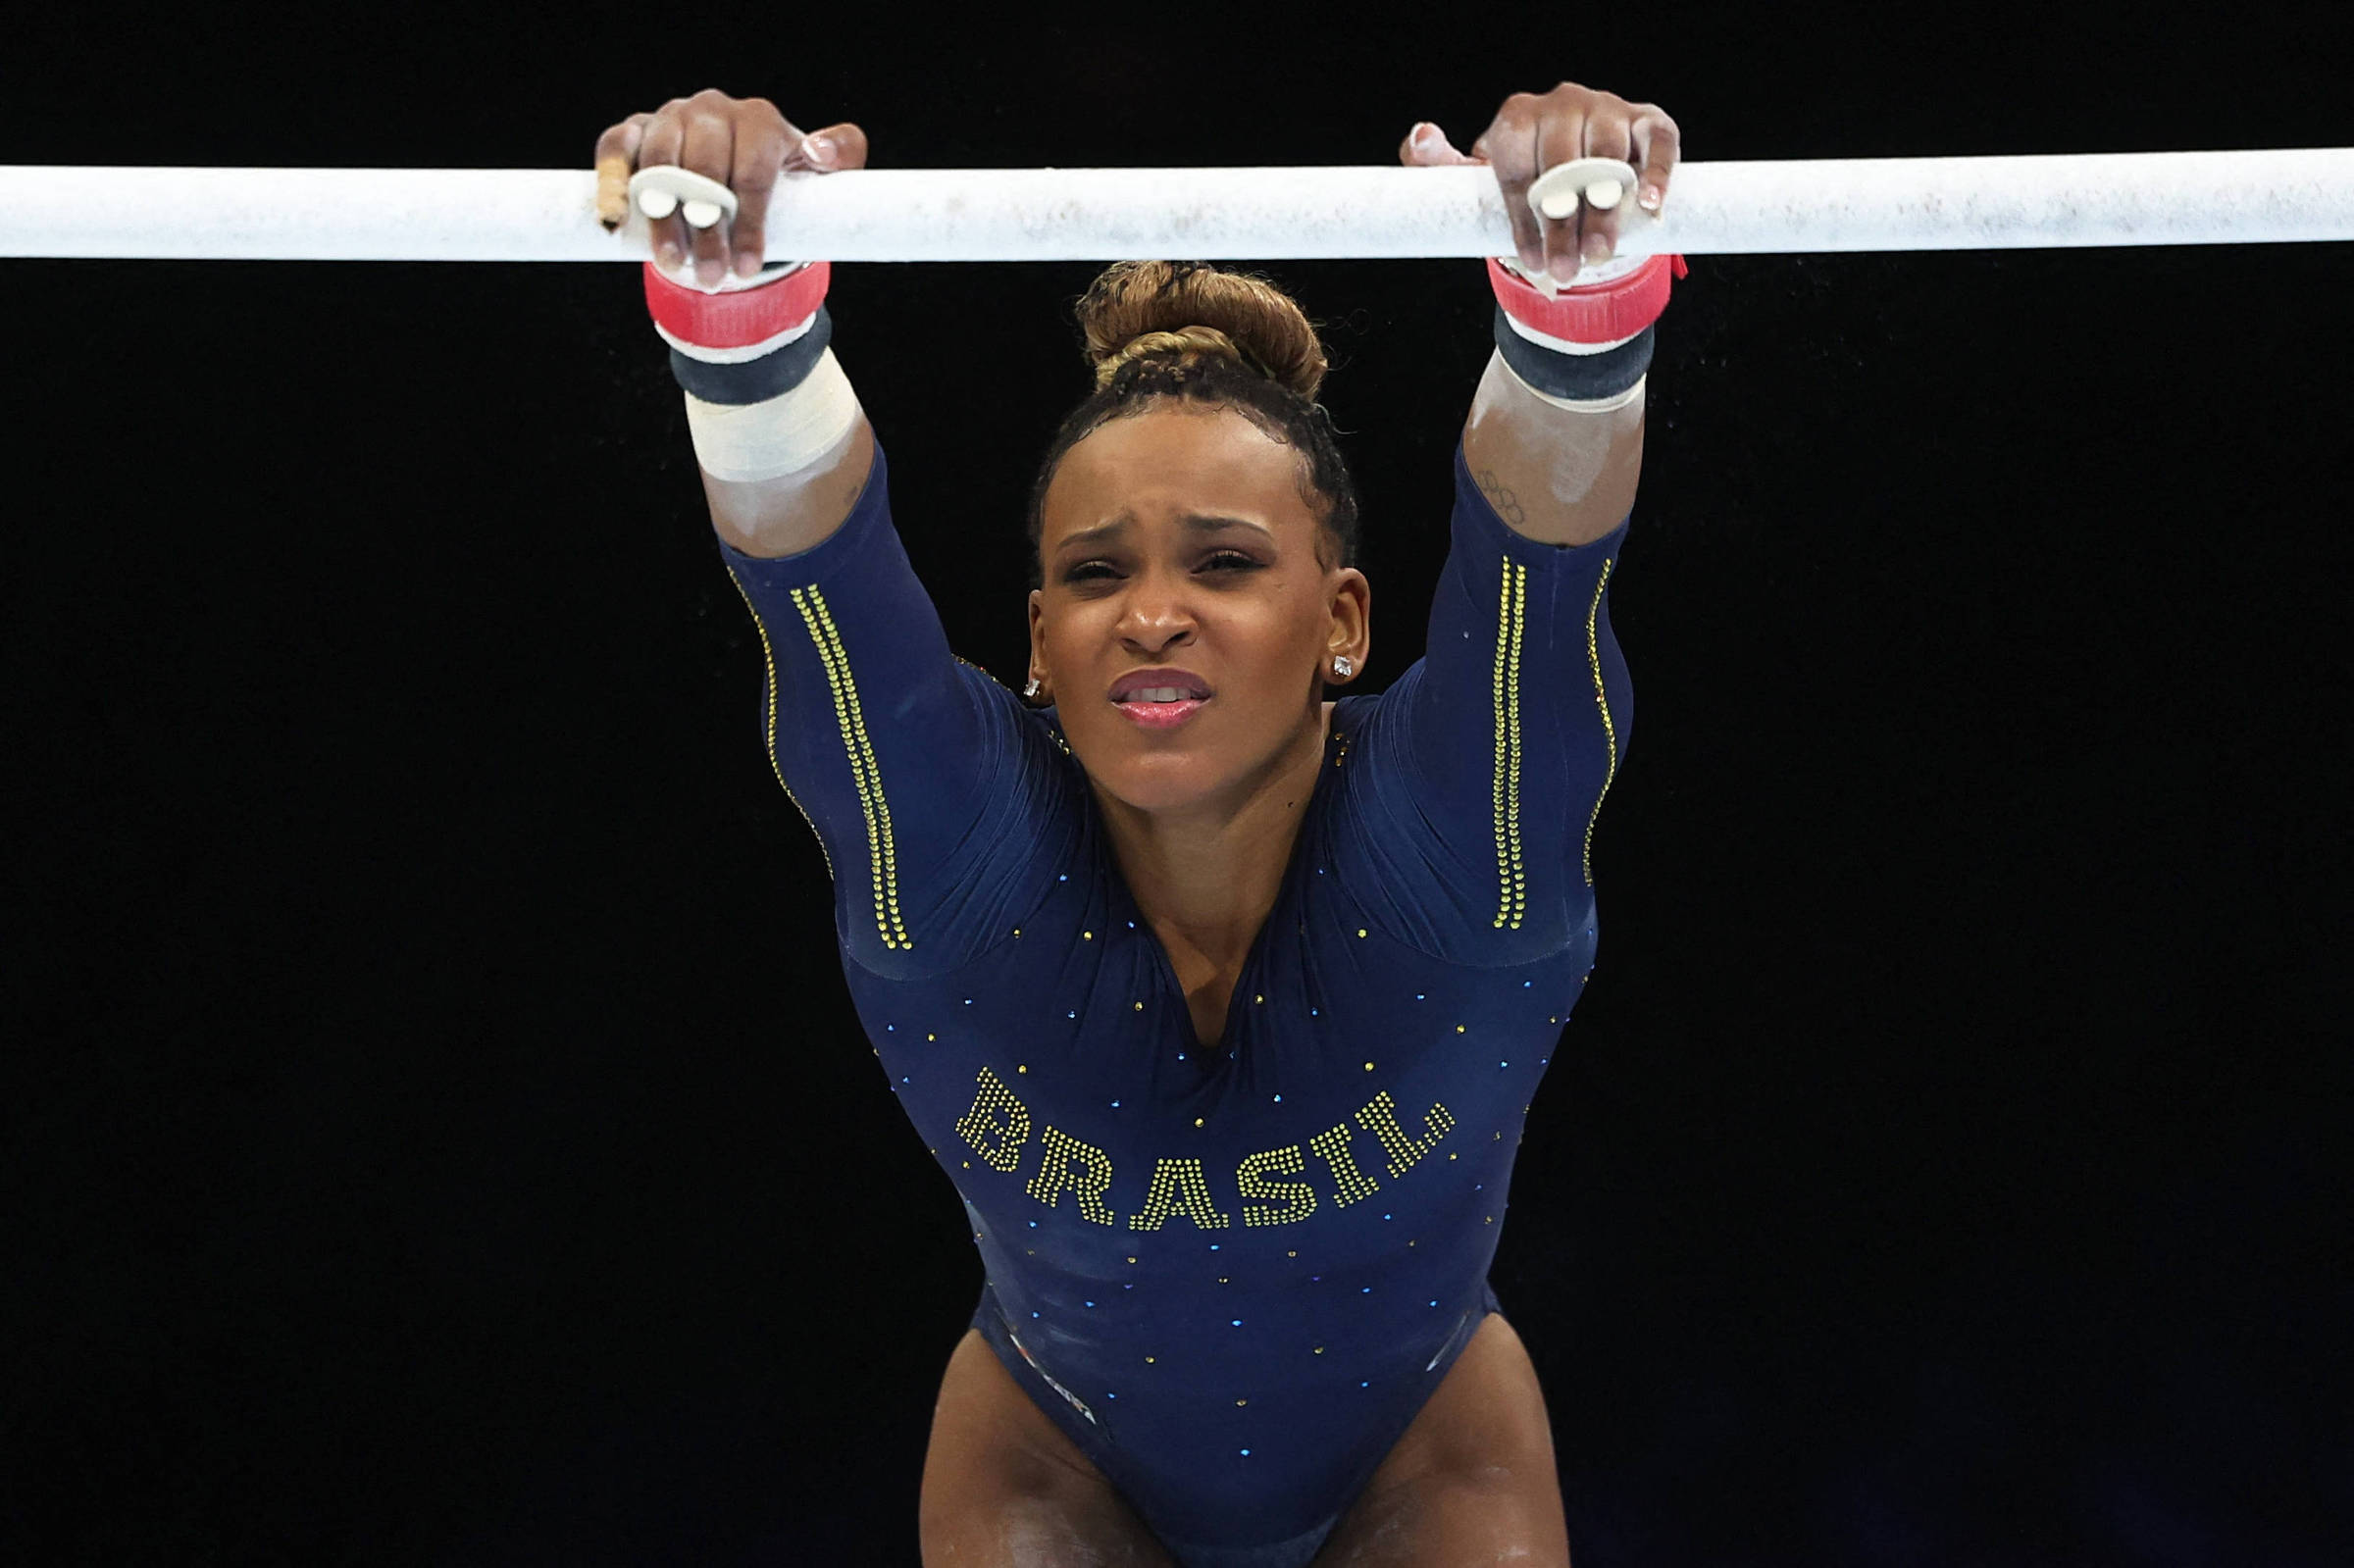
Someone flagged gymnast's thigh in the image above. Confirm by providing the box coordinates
[1310,1312,1570,1567]
[919,1327,1179,1568]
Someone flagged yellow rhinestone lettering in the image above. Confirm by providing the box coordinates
[1305,1123,1382,1209]
[1126,1158,1233,1232]
[953,1066,1031,1172]
[1024,1125,1119,1227]
[1355,1089,1457,1182]
[1236,1144,1319,1228]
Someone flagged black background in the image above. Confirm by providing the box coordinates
[8,3,2351,1563]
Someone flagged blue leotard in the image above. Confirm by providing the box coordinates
[715,433,1631,1563]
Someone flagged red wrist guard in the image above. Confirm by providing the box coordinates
[640,260,832,352]
[1487,252,1689,345]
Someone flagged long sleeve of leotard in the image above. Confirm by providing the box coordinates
[1336,433,1635,963]
[708,438,1083,979]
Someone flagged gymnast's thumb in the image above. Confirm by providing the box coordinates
[1404,122,1483,167]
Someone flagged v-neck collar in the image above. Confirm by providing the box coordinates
[1097,709,1350,1056]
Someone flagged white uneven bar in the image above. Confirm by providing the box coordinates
[2,151,2350,262]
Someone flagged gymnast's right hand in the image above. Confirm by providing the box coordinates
[592,88,869,289]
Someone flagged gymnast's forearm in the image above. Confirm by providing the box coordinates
[1461,347,1646,550]
[696,370,877,559]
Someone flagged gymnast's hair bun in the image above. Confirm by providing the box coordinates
[1076,260,1329,402]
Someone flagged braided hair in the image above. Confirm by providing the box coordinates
[1025,260,1360,588]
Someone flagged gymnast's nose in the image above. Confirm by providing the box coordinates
[1114,571,1198,655]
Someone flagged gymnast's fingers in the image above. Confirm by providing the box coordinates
[1398,121,1485,168]
[677,95,742,287]
[635,98,692,272]
[1471,112,1545,276]
[591,113,653,230]
[1630,104,1680,215]
[723,98,794,278]
[1532,107,1592,276]
[794,121,869,173]
[752,121,868,278]
[1577,112,1634,267]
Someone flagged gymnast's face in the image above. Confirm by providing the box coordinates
[1029,402,1370,817]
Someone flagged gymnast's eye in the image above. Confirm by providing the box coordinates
[1063,551,1261,584]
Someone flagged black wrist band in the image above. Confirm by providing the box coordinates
[666,306,835,405]
[1491,306,1654,402]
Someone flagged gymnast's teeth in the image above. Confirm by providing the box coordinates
[1130,688,1187,703]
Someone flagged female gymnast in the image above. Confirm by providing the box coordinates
[595,77,1681,1568]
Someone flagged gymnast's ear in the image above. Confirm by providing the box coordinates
[1026,588,1049,690]
[1323,569,1370,679]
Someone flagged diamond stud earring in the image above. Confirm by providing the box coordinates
[1331,656,1355,679]
[1023,677,1042,699]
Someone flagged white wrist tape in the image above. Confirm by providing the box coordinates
[683,346,860,482]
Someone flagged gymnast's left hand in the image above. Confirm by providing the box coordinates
[1400,83,1680,281]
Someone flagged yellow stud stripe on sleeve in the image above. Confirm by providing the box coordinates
[1492,560,1528,930]
[1581,557,1620,887]
[1507,562,1527,928]
[720,565,834,886]
[809,586,910,950]
[790,584,911,951]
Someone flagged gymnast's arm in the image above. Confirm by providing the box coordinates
[700,401,877,559]
[1406,87,1664,547]
[1459,346,1645,549]
[699,404,1077,980]
[1337,89,1657,955]
[1333,350,1639,961]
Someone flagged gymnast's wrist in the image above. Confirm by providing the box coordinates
[1486,251,1684,411]
[1487,251,1681,343]
[643,257,835,403]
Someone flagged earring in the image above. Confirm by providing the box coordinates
[1331,655,1355,679]
[1023,677,1042,699]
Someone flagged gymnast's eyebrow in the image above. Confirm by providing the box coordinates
[1055,513,1276,551]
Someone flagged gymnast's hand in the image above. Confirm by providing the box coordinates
[593,88,869,288]
[1400,83,1681,282]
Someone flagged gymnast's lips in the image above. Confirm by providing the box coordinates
[1109,668,1211,731]
[1107,668,1211,703]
